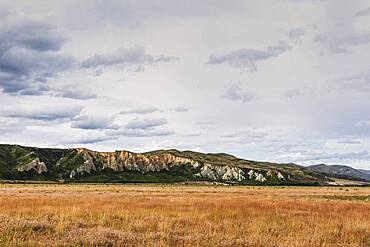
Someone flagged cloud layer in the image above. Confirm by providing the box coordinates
[1,1,370,169]
[207,41,292,71]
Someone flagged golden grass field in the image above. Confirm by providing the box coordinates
[0,183,369,247]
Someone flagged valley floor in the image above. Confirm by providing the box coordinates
[0,184,369,246]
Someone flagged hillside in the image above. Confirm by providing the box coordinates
[308,164,370,181]
[0,144,334,185]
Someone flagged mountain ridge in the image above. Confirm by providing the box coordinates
[307,164,370,182]
[0,144,367,185]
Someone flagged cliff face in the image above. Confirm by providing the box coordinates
[0,144,329,184]
[67,148,293,183]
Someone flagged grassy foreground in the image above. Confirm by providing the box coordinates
[0,184,369,246]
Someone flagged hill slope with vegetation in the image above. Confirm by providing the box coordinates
[0,144,340,185]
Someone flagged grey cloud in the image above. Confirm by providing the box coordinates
[105,116,173,137]
[207,41,292,71]
[355,120,370,128]
[336,140,362,144]
[58,0,246,30]
[119,106,160,115]
[284,88,301,98]
[0,105,83,121]
[54,88,97,100]
[286,27,305,43]
[71,115,119,130]
[221,83,259,103]
[108,128,174,137]
[0,119,26,134]
[61,134,118,144]
[0,10,75,95]
[299,151,370,162]
[355,7,370,18]
[125,117,167,130]
[314,32,370,54]
[172,106,189,112]
[334,74,370,92]
[81,46,178,71]
[220,130,268,140]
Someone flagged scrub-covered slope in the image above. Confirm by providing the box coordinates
[0,144,329,184]
[308,164,370,181]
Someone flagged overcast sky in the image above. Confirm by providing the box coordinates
[1,0,370,169]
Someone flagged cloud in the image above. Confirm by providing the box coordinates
[334,74,370,92]
[355,7,370,18]
[314,32,370,54]
[71,115,119,130]
[355,120,370,128]
[299,151,370,163]
[221,83,259,102]
[0,9,75,95]
[108,128,174,137]
[284,88,301,98]
[0,8,177,98]
[171,106,189,112]
[0,119,26,134]
[125,117,167,129]
[286,27,306,43]
[0,105,83,121]
[60,134,118,144]
[105,116,173,137]
[207,41,292,71]
[119,106,160,115]
[220,129,268,140]
[336,140,362,144]
[54,88,97,100]
[81,46,178,72]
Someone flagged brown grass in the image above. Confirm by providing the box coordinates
[0,184,369,246]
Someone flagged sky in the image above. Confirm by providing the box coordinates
[1,0,370,169]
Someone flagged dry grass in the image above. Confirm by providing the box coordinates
[0,184,369,246]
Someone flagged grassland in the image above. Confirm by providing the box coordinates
[0,184,369,246]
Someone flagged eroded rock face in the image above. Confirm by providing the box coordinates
[195,164,245,181]
[18,158,47,174]
[266,170,285,180]
[98,151,201,173]
[248,170,267,182]
[70,149,97,178]
[69,149,202,178]
[68,149,273,183]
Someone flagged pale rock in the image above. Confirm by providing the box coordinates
[17,158,47,174]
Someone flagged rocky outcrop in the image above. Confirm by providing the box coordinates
[266,170,285,180]
[248,170,267,182]
[68,149,251,182]
[67,149,285,183]
[195,164,245,181]
[18,158,47,174]
[99,151,201,172]
[70,149,97,178]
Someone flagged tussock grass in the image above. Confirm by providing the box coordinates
[0,184,369,246]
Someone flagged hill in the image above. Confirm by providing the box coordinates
[308,164,370,181]
[0,144,342,185]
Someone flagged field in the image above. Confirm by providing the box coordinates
[0,184,369,246]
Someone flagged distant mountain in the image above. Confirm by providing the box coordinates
[358,169,370,175]
[0,144,330,185]
[308,164,370,181]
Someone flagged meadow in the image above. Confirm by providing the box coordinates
[0,183,369,246]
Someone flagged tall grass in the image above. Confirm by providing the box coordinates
[0,184,369,246]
